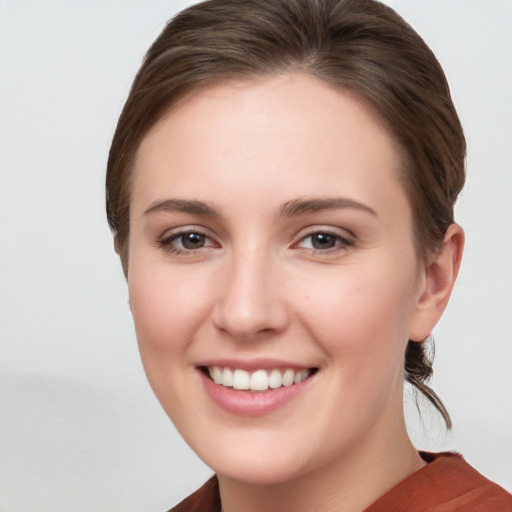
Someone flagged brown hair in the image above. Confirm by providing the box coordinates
[106,0,465,428]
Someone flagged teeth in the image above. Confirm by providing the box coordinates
[250,370,269,391]
[282,368,295,387]
[222,367,233,387]
[211,366,222,384]
[233,369,250,390]
[268,369,282,389]
[207,366,311,391]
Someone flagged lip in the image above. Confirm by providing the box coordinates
[197,363,317,416]
[197,358,310,372]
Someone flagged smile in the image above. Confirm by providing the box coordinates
[198,364,319,415]
[205,366,315,392]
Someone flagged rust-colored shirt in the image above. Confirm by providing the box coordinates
[169,452,512,511]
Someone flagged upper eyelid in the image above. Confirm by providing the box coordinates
[167,231,212,242]
[293,225,355,241]
[294,234,353,248]
[157,229,220,256]
[159,225,214,239]
[156,225,355,247]
[157,226,220,250]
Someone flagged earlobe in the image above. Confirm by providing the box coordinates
[409,224,465,342]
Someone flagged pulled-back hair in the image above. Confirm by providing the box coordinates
[106,0,466,427]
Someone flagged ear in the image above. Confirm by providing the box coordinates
[409,223,464,342]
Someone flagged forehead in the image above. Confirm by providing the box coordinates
[131,73,406,216]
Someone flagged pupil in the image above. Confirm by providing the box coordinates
[312,233,335,249]
[182,233,205,249]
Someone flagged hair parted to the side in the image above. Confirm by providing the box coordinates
[106,0,465,428]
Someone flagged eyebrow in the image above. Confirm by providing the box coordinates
[280,197,377,217]
[143,198,220,217]
[143,196,377,219]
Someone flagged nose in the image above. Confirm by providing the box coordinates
[212,250,290,340]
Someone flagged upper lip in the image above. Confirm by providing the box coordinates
[196,358,317,371]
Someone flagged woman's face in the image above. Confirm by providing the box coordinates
[127,74,430,484]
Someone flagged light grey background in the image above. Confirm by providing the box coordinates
[0,1,511,510]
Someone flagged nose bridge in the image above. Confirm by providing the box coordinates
[213,241,288,338]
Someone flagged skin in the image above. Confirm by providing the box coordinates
[125,73,463,512]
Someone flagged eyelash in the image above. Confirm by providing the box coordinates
[157,228,355,255]
[158,229,217,255]
[293,230,355,253]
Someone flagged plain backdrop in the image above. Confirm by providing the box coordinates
[1,1,511,510]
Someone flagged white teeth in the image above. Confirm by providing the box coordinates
[250,370,269,391]
[222,367,233,387]
[268,368,282,389]
[282,368,295,387]
[233,369,250,390]
[211,366,222,384]
[294,369,310,384]
[207,366,312,391]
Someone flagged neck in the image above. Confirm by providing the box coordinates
[218,409,424,512]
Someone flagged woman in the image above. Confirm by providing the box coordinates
[106,0,512,510]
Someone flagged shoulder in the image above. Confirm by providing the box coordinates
[364,452,512,512]
[167,475,220,512]
[166,454,512,512]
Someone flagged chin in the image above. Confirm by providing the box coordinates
[189,433,324,486]
[212,457,310,486]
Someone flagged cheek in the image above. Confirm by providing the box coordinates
[301,262,415,332]
[294,268,418,437]
[127,259,218,417]
[127,258,213,360]
[294,260,418,375]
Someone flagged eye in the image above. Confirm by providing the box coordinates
[304,233,338,250]
[159,229,217,254]
[295,230,354,252]
[176,232,209,250]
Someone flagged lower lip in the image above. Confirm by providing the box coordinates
[199,370,316,416]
